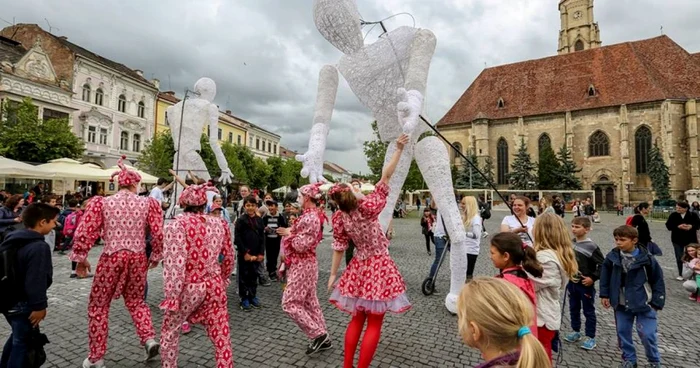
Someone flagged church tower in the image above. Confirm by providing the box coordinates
[557,0,601,54]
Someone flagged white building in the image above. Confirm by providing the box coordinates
[247,122,281,160]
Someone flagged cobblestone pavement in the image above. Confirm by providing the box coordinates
[2,211,698,367]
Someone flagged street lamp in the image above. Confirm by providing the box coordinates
[625,181,634,210]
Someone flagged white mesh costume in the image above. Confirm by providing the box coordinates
[167,78,232,208]
[297,0,468,313]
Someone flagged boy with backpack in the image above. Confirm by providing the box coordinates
[600,225,665,368]
[0,203,58,367]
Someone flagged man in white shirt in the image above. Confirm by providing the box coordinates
[149,178,174,207]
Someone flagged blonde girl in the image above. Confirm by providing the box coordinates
[457,277,550,368]
[537,198,555,216]
[461,196,482,281]
[529,213,578,361]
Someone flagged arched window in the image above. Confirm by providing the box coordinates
[588,85,596,97]
[137,101,145,118]
[451,142,463,165]
[588,130,610,157]
[497,138,509,185]
[635,126,652,174]
[120,131,129,150]
[95,88,104,106]
[132,134,141,152]
[497,98,505,109]
[538,133,551,154]
[118,94,126,113]
[575,40,584,51]
[82,84,91,102]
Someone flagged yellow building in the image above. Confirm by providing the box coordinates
[153,92,249,147]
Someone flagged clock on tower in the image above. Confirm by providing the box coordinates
[573,10,583,20]
[558,0,602,54]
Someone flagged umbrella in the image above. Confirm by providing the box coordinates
[36,158,111,181]
[106,165,158,184]
[0,156,52,178]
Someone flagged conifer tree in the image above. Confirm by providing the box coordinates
[508,137,538,190]
[647,143,670,200]
[538,144,560,190]
[554,144,583,190]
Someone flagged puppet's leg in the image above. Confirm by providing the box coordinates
[378,140,415,232]
[414,136,467,314]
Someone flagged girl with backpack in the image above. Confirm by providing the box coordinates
[63,200,85,278]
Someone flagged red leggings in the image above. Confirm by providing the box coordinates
[344,311,385,368]
[537,326,556,362]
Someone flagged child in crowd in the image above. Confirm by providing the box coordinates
[263,200,287,282]
[234,196,265,311]
[600,226,665,368]
[208,195,231,225]
[62,200,85,279]
[57,198,79,255]
[0,203,58,367]
[41,196,59,252]
[420,208,435,255]
[681,244,699,302]
[564,217,605,350]
[457,278,551,368]
[489,232,541,338]
[529,213,579,362]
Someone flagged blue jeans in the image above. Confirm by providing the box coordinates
[614,308,660,364]
[567,282,597,338]
[1,303,32,368]
[428,236,447,279]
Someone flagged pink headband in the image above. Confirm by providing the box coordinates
[110,155,141,187]
[328,183,351,196]
[299,182,324,200]
[179,183,219,207]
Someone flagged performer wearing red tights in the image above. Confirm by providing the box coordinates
[277,182,331,356]
[160,184,234,368]
[327,134,411,368]
[71,156,164,368]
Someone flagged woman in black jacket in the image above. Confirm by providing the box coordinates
[665,201,700,280]
[0,194,24,234]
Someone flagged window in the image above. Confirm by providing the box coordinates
[118,94,126,113]
[133,134,141,152]
[217,128,222,140]
[256,138,260,150]
[95,88,104,106]
[82,84,91,102]
[273,144,277,154]
[497,98,505,109]
[120,131,129,150]
[207,125,210,137]
[268,142,271,152]
[164,111,170,126]
[635,126,652,174]
[451,142,463,165]
[497,138,509,185]
[238,135,242,145]
[588,130,610,157]
[42,109,68,121]
[538,133,551,154]
[228,132,233,143]
[137,101,145,118]
[249,136,253,147]
[574,40,584,52]
[99,128,108,145]
[87,126,96,143]
[588,85,596,97]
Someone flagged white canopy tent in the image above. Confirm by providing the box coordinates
[0,156,52,179]
[36,158,111,181]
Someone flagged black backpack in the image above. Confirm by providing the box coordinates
[0,239,26,313]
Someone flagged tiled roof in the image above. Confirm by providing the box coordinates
[0,36,25,64]
[323,161,351,175]
[691,52,700,66]
[438,36,700,126]
[158,91,181,104]
[279,146,298,159]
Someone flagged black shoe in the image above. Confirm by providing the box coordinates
[305,334,330,356]
[70,273,77,279]
[259,279,271,287]
[269,274,279,282]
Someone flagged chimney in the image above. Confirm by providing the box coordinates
[225,110,231,115]
[151,78,160,89]
[58,36,68,41]
[134,69,143,77]
[164,91,175,96]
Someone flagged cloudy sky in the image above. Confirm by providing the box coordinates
[3,0,699,173]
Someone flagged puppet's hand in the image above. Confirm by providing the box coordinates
[296,123,328,184]
[397,88,423,136]
[218,168,233,185]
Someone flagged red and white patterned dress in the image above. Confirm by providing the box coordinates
[330,181,410,315]
[160,213,234,368]
[69,190,164,362]
[281,208,328,339]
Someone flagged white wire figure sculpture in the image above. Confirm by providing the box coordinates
[296,0,468,313]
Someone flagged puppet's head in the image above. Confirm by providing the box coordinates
[313,0,363,54]
[110,155,141,189]
[194,77,216,102]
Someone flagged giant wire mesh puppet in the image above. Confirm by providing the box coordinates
[296,0,468,313]
[167,77,233,208]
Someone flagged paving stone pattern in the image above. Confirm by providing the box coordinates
[2,212,698,367]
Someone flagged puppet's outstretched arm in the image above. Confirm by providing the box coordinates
[296,65,339,183]
[397,29,436,139]
[207,104,232,184]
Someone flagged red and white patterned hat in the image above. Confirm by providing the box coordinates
[299,182,324,200]
[110,155,141,187]
[179,183,219,207]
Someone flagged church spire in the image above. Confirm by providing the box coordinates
[558,0,601,54]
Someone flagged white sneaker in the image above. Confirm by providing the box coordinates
[482,232,489,238]
[676,276,685,281]
[82,358,105,368]
[144,339,160,361]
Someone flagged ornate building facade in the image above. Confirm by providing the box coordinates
[438,0,700,208]
[1,24,159,168]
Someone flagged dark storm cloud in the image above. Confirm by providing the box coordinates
[3,0,699,172]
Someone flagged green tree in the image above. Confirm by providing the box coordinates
[538,144,560,190]
[220,142,247,183]
[647,143,670,200]
[250,157,272,190]
[0,97,84,163]
[404,161,425,192]
[363,120,424,191]
[456,152,487,189]
[554,144,583,190]
[266,156,285,190]
[508,137,538,190]
[137,131,175,178]
[198,134,220,177]
[482,157,496,187]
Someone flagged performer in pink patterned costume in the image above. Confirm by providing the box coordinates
[277,182,332,356]
[160,183,234,368]
[71,156,164,368]
[327,134,411,368]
